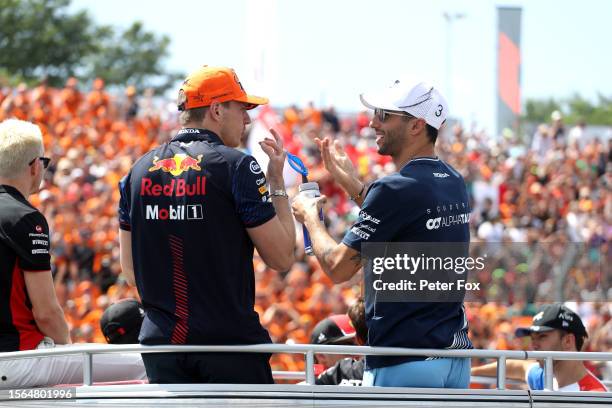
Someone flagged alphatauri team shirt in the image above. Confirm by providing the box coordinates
[343,157,473,369]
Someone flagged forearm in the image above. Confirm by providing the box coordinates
[471,362,499,377]
[304,214,352,283]
[121,266,136,287]
[34,306,71,345]
[472,360,529,381]
[343,179,366,207]
[269,178,296,250]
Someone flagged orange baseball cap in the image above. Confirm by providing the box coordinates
[178,65,268,111]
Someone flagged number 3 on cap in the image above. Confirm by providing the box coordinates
[435,104,443,117]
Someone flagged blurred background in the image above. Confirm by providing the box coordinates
[0,0,609,382]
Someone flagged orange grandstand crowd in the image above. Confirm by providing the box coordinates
[0,78,609,378]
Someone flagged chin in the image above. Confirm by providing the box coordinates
[377,146,391,156]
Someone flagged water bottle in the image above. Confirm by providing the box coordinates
[298,182,324,255]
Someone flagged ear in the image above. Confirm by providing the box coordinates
[562,332,576,351]
[30,161,37,177]
[410,118,426,135]
[209,102,223,121]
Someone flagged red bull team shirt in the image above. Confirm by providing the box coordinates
[119,128,274,346]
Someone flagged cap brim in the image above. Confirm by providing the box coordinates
[515,325,555,337]
[359,89,402,111]
[235,94,269,110]
[325,333,356,345]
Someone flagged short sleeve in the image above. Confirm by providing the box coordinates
[526,363,543,390]
[7,211,51,271]
[342,179,418,251]
[118,174,132,231]
[232,155,275,228]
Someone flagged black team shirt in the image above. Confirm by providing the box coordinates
[119,128,274,346]
[0,185,50,351]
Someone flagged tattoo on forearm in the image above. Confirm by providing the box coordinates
[321,247,334,266]
[350,252,364,266]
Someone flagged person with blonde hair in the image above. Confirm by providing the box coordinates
[0,119,145,389]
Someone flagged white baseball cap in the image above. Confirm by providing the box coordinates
[360,79,448,130]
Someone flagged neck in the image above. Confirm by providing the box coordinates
[0,177,30,199]
[554,360,588,388]
[183,121,227,144]
[393,143,436,169]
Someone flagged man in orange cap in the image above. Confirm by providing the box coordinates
[119,65,296,384]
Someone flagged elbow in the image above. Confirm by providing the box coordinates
[329,272,350,284]
[32,305,64,326]
[327,263,353,284]
[266,251,295,272]
[275,253,296,272]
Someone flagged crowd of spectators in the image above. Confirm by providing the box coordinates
[0,79,609,379]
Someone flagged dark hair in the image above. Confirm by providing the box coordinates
[426,124,439,144]
[574,333,586,351]
[347,297,367,344]
[402,116,440,144]
[562,330,585,351]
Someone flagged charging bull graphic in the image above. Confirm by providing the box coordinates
[149,154,203,176]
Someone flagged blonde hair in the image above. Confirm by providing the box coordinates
[0,119,44,178]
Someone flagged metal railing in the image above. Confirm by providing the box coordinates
[0,343,610,391]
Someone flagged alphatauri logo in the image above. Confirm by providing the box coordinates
[426,217,442,230]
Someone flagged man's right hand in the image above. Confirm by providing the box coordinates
[315,137,363,202]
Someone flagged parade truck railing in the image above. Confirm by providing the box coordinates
[0,344,610,407]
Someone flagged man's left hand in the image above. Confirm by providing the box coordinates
[259,128,286,183]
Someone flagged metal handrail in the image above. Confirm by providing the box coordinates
[1,344,610,390]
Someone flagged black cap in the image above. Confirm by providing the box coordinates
[310,315,356,345]
[515,304,587,339]
[100,298,144,344]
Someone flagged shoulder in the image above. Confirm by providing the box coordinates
[579,371,608,392]
[0,195,44,227]
[366,173,429,203]
[439,160,464,180]
[526,362,543,390]
[0,203,48,244]
[372,173,421,192]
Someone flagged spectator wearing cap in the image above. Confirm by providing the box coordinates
[100,298,144,344]
[315,297,367,386]
[310,314,357,371]
[472,304,608,392]
[550,110,565,143]
[118,65,296,384]
[292,78,472,388]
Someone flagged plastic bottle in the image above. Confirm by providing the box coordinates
[298,182,324,255]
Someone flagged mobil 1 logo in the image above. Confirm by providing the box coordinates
[146,204,204,220]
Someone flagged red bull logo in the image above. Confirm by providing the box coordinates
[149,154,203,176]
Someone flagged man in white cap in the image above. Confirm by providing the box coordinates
[292,79,472,388]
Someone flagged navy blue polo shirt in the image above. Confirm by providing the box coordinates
[342,157,473,369]
[119,128,274,346]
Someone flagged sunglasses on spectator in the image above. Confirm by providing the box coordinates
[29,156,51,169]
[374,108,416,123]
